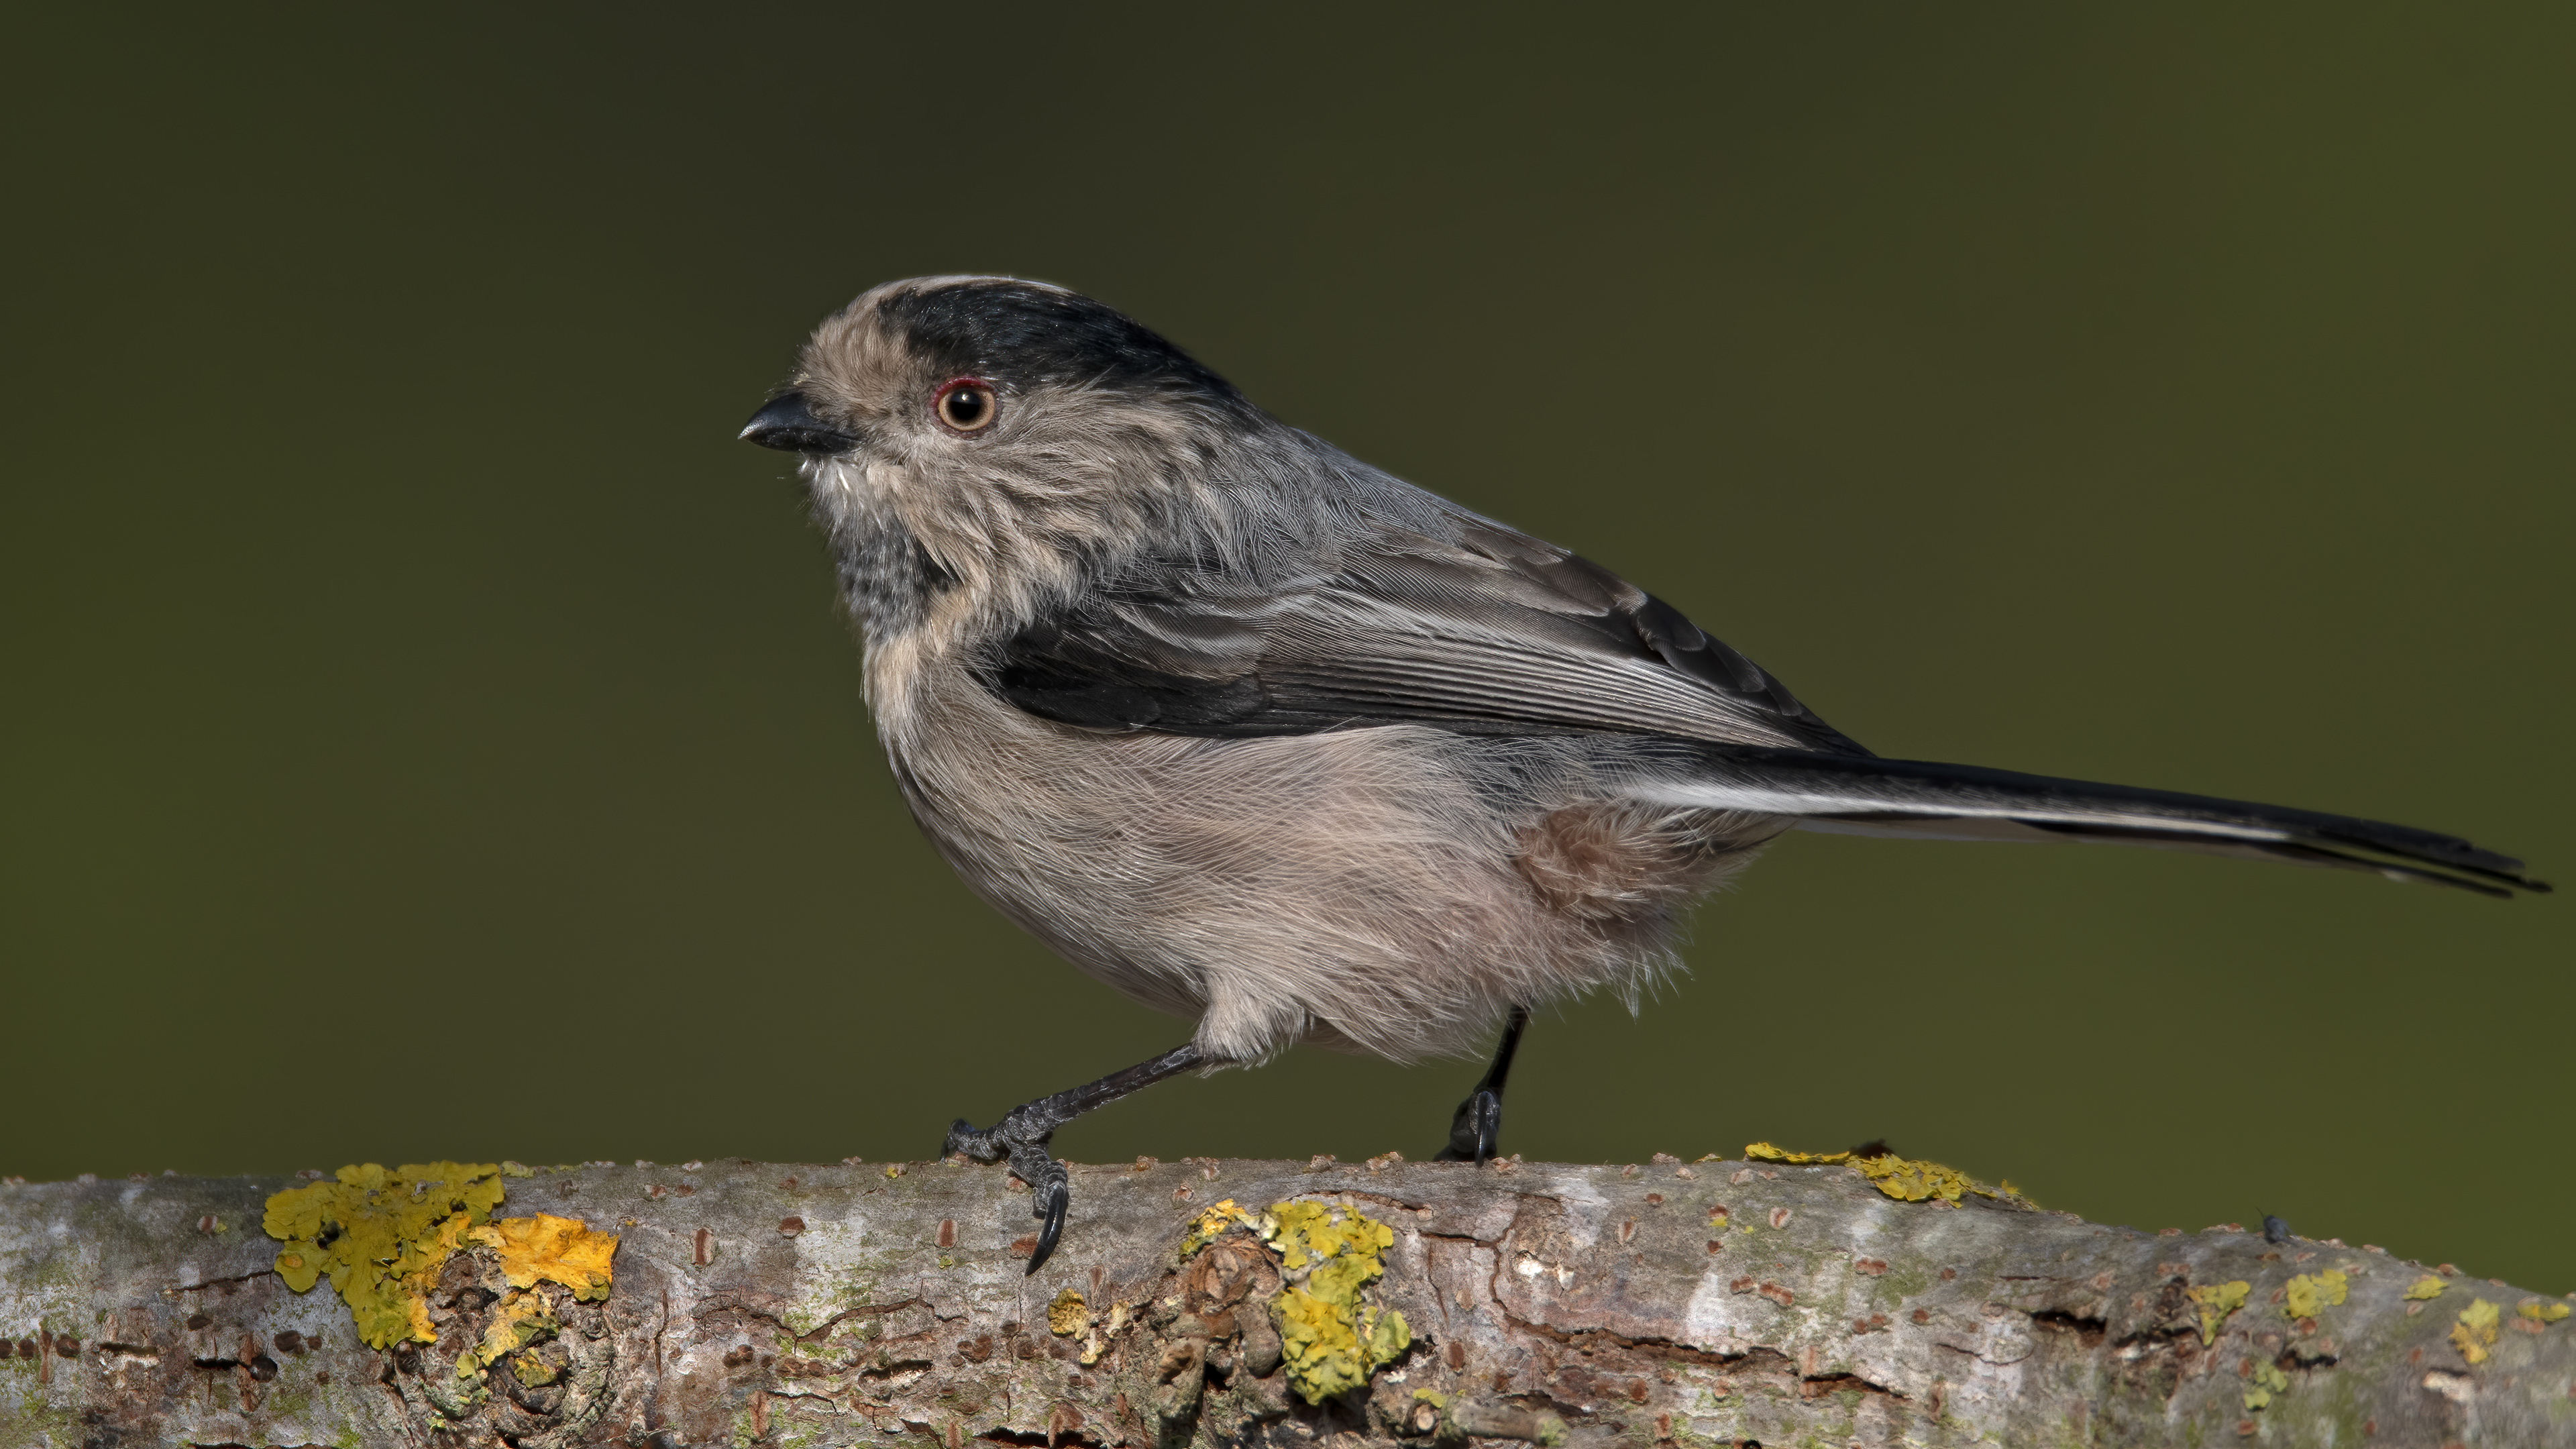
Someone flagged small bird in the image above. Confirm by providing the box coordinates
[741,276,2544,1271]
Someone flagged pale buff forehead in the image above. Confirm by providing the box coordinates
[796,276,1085,421]
[796,295,923,422]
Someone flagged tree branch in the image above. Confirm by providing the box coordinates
[3,1156,2569,1446]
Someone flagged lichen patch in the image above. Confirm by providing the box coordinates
[2187,1281,2251,1345]
[2283,1269,2348,1320]
[1181,1197,1413,1403]
[2453,1298,2502,1364]
[262,1162,508,1348]
[263,1163,618,1373]
[1049,1287,1089,1337]
[1743,1141,2022,1205]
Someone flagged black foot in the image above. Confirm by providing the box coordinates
[935,1043,1203,1275]
[1436,1089,1503,1163]
[944,1114,1071,1274]
[1434,1005,1529,1164]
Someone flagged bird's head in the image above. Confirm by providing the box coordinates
[745,276,1248,453]
[743,277,1261,627]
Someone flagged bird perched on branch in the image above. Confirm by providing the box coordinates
[741,276,2544,1271]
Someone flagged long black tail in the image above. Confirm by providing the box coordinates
[1626,745,2547,898]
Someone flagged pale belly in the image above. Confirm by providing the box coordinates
[877,667,1777,1063]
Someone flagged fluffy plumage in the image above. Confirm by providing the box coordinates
[753,275,2544,1068]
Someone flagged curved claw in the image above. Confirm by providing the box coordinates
[934,1044,1202,1273]
[1436,1088,1503,1163]
[1026,1177,1071,1275]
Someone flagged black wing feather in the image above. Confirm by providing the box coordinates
[983,517,1867,752]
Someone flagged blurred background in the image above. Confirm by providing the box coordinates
[5,9,2569,1287]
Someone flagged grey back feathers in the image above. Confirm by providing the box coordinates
[755,276,2544,1067]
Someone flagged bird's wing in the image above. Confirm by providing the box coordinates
[981,513,1868,753]
[981,514,2548,898]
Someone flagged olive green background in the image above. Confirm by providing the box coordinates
[5,11,2569,1286]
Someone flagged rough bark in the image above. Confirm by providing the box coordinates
[5,1155,2571,1448]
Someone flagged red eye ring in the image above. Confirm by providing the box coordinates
[932,377,999,433]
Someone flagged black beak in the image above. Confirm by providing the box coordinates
[739,391,862,454]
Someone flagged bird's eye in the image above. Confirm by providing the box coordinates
[934,379,998,432]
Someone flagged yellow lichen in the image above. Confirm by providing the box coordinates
[1743,1142,1851,1165]
[263,1163,507,1348]
[1184,1197,1411,1403]
[1269,1201,1411,1400]
[1182,1198,1273,1254]
[2283,1269,2348,1320]
[468,1212,619,1301]
[2186,1281,2251,1345]
[1049,1287,1089,1337]
[1271,1201,1385,1271]
[1856,1155,1977,1203]
[2453,1298,2500,1364]
[264,1163,618,1369]
[441,1213,619,1381]
[2520,1299,2572,1324]
[2404,1276,2447,1301]
[1743,1142,2004,1204]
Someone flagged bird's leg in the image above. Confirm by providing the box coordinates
[1435,1005,1530,1163]
[942,1042,1203,1274]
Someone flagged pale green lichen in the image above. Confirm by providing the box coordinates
[1183,1197,1412,1403]
[2404,1275,2447,1301]
[2243,1358,2290,1411]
